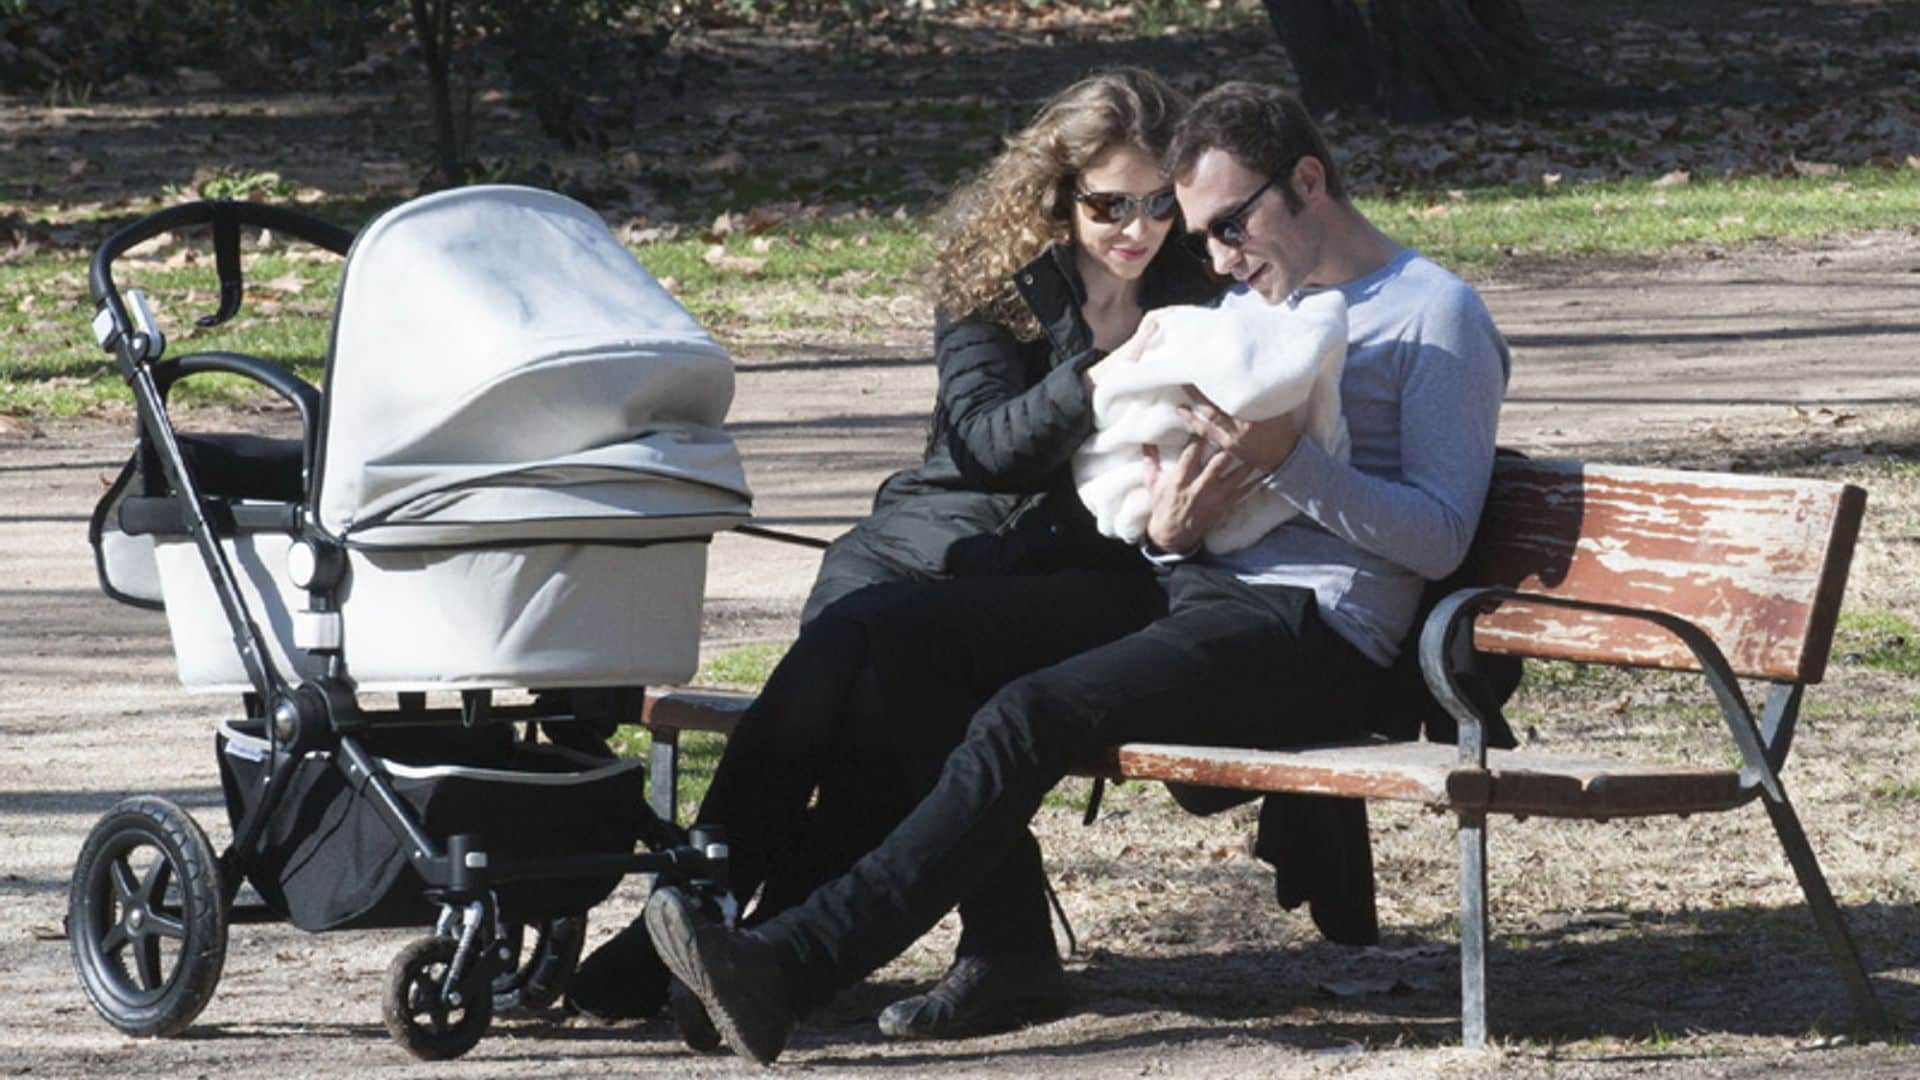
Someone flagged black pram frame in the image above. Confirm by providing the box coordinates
[68,200,732,1061]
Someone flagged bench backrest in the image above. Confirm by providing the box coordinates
[1465,458,1866,684]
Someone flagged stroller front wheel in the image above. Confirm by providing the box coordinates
[68,796,229,1037]
[384,935,493,1060]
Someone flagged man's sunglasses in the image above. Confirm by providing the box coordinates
[1073,186,1179,226]
[1194,175,1277,250]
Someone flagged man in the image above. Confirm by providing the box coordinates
[644,81,1511,1064]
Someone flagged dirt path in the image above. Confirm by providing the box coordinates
[4,232,1919,1076]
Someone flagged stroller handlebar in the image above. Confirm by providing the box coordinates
[90,200,357,376]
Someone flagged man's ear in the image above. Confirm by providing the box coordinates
[1290,156,1327,206]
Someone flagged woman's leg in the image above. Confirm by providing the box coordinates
[644,566,1384,1062]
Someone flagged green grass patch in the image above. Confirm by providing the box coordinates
[695,640,789,690]
[7,168,1917,415]
[602,641,786,813]
[1363,166,1920,273]
[0,218,930,415]
[1832,609,1920,674]
[1871,778,1920,804]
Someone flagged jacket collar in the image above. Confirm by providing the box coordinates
[1012,242,1221,361]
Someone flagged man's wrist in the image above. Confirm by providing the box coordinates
[1143,532,1201,561]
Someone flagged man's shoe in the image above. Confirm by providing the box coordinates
[644,886,796,1065]
[667,976,722,1053]
[563,914,670,1020]
[876,953,1067,1040]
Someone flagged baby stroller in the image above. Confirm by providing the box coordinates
[71,186,751,1059]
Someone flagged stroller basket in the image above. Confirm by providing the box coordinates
[217,721,645,932]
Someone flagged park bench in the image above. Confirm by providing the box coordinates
[633,456,1889,1047]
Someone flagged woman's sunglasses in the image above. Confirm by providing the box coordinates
[1195,175,1277,250]
[1073,186,1179,226]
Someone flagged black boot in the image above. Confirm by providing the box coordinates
[667,976,722,1052]
[563,914,671,1021]
[645,886,797,1065]
[876,953,1067,1040]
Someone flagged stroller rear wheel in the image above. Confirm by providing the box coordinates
[68,796,229,1037]
[384,935,493,1060]
[492,914,586,1015]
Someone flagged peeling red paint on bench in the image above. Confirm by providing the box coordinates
[1466,461,1864,683]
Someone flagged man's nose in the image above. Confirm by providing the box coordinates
[1208,238,1239,275]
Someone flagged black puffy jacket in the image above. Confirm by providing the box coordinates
[802,242,1221,624]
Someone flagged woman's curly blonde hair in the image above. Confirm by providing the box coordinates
[931,68,1188,340]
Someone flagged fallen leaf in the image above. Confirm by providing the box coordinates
[1651,170,1691,189]
[1316,977,1416,998]
[699,150,747,175]
[1790,158,1841,177]
[702,244,766,275]
[0,415,44,438]
[259,272,305,296]
[1541,172,1563,188]
[1407,203,1450,220]
[706,211,734,241]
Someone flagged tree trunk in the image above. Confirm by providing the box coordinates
[1262,0,1558,122]
[410,0,463,188]
[1259,0,1376,117]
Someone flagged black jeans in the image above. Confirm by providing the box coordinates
[753,562,1383,1006]
[695,567,1167,953]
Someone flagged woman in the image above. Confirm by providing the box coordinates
[567,67,1219,1042]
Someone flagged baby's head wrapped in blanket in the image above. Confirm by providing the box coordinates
[1072,288,1349,554]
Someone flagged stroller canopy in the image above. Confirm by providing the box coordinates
[316,186,751,548]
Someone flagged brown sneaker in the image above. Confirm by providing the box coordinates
[876,953,1067,1040]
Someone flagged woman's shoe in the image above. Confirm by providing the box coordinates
[563,914,671,1020]
[876,953,1067,1040]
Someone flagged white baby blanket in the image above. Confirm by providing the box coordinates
[1072,288,1349,554]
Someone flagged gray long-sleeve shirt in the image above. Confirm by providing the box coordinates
[1210,248,1510,665]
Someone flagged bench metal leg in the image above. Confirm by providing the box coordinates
[1761,789,1889,1031]
[648,726,680,826]
[1459,809,1489,1049]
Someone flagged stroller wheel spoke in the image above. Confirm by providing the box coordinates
[147,911,187,940]
[108,855,139,905]
[136,856,171,908]
[134,935,165,992]
[100,923,130,956]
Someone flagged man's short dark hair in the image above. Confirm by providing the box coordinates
[1165,82,1346,212]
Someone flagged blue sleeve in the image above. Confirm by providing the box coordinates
[1262,287,1509,580]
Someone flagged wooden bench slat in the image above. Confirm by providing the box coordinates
[1105,740,1745,820]
[1468,460,1865,683]
[641,686,752,733]
[637,696,1747,822]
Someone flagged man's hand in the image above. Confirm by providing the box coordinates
[1142,437,1259,554]
[1178,389,1301,472]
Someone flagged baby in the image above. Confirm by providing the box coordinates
[1073,287,1348,554]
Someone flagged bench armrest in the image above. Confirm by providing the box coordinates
[1418,586,1788,803]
